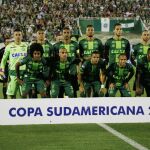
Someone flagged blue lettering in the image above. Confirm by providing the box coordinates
[17,108,26,117]
[118,106,126,115]
[92,106,98,115]
[47,107,53,116]
[99,106,106,115]
[9,107,16,117]
[54,107,62,116]
[126,106,135,115]
[72,107,80,115]
[136,106,144,115]
[111,106,117,115]
[64,107,71,116]
[81,107,91,115]
[34,107,43,116]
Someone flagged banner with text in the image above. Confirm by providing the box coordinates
[0,98,150,125]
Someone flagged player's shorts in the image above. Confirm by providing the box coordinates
[21,79,46,94]
[6,75,18,96]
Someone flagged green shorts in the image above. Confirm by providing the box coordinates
[21,79,46,95]
[6,75,19,96]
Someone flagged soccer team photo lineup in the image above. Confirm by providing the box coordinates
[0,0,150,99]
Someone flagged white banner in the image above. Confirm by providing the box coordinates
[0,98,150,125]
[101,18,110,32]
[121,22,134,28]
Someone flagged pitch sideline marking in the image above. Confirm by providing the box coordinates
[97,123,149,150]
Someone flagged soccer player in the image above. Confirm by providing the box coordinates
[131,30,150,96]
[136,48,150,97]
[15,43,49,98]
[79,24,103,61]
[0,36,10,99]
[107,53,134,97]
[104,23,130,96]
[79,51,106,97]
[53,26,79,97]
[0,28,28,99]
[51,48,74,98]
[104,23,130,65]
[30,28,53,98]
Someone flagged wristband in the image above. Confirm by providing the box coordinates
[101,84,105,88]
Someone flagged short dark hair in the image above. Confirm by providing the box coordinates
[114,23,121,29]
[63,26,70,31]
[36,27,45,32]
[118,53,127,58]
[14,28,22,32]
[86,24,94,28]
[29,43,44,57]
[91,50,100,55]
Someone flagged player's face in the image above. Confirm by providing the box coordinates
[119,55,127,67]
[37,31,45,41]
[86,27,94,37]
[91,54,100,64]
[63,29,71,40]
[142,31,150,42]
[114,25,122,37]
[14,31,22,43]
[33,51,42,61]
[59,49,68,61]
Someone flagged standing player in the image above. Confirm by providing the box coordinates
[0,36,10,99]
[16,43,49,98]
[104,23,130,96]
[53,26,79,97]
[131,30,150,96]
[0,28,28,99]
[79,51,106,97]
[107,54,134,97]
[104,23,130,65]
[136,48,150,97]
[79,24,103,61]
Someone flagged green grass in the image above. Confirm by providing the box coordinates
[1,124,148,150]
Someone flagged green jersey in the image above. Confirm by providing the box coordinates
[51,58,76,81]
[132,43,150,64]
[0,42,28,74]
[80,59,106,82]
[53,40,79,61]
[104,38,130,65]
[79,38,103,59]
[137,56,150,86]
[19,56,49,81]
[107,62,134,87]
[41,41,53,62]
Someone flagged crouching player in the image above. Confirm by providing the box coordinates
[79,51,106,97]
[107,53,134,97]
[51,48,75,98]
[136,48,150,97]
[15,43,49,98]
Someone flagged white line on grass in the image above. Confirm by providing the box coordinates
[97,123,149,150]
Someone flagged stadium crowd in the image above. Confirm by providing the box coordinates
[0,0,149,42]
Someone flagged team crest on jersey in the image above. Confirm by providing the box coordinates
[112,44,115,48]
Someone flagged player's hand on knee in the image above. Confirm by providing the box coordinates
[136,88,142,95]
[0,69,5,78]
[45,80,50,87]
[124,83,129,89]
[109,83,115,88]
[17,78,24,85]
[79,85,85,93]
